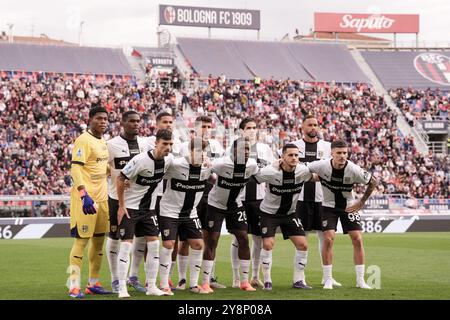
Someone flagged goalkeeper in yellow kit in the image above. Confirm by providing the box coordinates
[68,106,111,298]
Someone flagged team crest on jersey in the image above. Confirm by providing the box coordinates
[261,227,267,234]
[344,177,351,183]
[163,229,170,237]
[363,171,370,181]
[208,221,214,228]
[81,225,88,233]
[76,148,82,158]
[120,229,125,236]
[111,225,117,233]
[322,221,328,228]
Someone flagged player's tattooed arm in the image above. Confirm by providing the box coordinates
[345,177,377,213]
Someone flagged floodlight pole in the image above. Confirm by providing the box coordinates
[78,21,85,46]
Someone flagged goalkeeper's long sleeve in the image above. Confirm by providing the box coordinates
[71,163,85,191]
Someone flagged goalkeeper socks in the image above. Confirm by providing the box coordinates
[159,247,173,289]
[145,240,160,289]
[118,242,132,291]
[106,238,120,282]
[88,235,105,284]
[189,249,203,288]
[69,237,89,290]
[177,254,189,281]
[293,250,308,283]
[129,236,146,279]
[230,235,240,282]
[251,235,262,280]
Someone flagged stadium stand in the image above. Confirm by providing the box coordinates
[177,37,368,83]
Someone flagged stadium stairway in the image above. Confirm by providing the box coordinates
[126,55,146,83]
[350,48,429,155]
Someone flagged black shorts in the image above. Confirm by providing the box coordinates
[159,216,203,241]
[118,208,159,240]
[205,205,248,233]
[297,201,323,232]
[321,206,362,234]
[260,211,306,239]
[244,200,262,236]
[108,197,120,240]
[196,196,208,230]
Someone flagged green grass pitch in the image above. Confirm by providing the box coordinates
[0,233,449,300]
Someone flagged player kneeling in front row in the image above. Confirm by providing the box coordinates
[115,129,174,298]
[256,143,315,290]
[158,138,213,294]
[307,140,377,290]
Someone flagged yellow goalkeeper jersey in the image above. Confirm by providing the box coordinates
[71,131,109,202]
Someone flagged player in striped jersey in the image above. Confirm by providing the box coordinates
[307,140,377,290]
[255,143,315,290]
[230,118,276,288]
[290,114,341,287]
[158,138,212,294]
[115,129,174,298]
[176,115,226,290]
[105,111,153,294]
[201,138,259,293]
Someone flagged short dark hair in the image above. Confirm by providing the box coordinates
[188,138,208,152]
[156,112,172,122]
[239,117,257,130]
[156,129,172,141]
[331,140,348,149]
[304,114,317,121]
[122,110,139,122]
[195,115,212,124]
[282,143,299,154]
[89,105,108,118]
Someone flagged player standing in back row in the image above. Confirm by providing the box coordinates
[307,140,377,290]
[106,110,153,294]
[230,118,276,288]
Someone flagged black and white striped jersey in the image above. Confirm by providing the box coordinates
[107,135,153,200]
[120,150,173,211]
[307,159,372,210]
[278,139,331,202]
[207,156,259,210]
[255,164,312,215]
[238,142,276,201]
[159,157,212,219]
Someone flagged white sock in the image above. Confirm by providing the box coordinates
[159,247,173,289]
[260,248,272,283]
[210,260,216,280]
[118,242,132,291]
[355,264,365,283]
[189,249,203,288]
[202,260,214,284]
[239,259,251,282]
[230,235,240,282]
[251,235,262,280]
[178,254,189,281]
[323,264,333,282]
[145,240,160,289]
[106,238,120,282]
[129,236,146,279]
[293,250,308,283]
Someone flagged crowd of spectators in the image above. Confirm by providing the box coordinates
[0,75,448,218]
